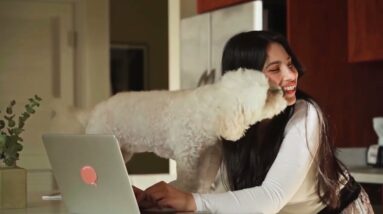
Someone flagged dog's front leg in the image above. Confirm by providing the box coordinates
[169,156,200,193]
[196,143,222,193]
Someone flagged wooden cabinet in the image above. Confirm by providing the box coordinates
[287,0,383,147]
[180,1,262,89]
[348,0,383,62]
[196,0,251,13]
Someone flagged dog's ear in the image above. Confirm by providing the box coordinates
[217,97,266,142]
[217,106,248,141]
[214,89,246,141]
[217,69,286,141]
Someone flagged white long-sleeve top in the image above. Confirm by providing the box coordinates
[192,100,327,213]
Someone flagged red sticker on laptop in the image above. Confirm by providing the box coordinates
[80,166,97,186]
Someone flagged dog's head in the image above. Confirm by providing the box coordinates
[216,68,286,141]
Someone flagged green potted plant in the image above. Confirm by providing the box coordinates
[0,95,42,209]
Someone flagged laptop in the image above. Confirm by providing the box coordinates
[42,134,175,214]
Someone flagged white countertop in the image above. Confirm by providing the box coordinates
[1,165,382,213]
[337,147,383,184]
[0,192,68,214]
[348,166,383,184]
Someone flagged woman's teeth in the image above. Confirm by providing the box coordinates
[283,85,296,91]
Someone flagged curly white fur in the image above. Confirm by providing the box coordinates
[85,68,287,192]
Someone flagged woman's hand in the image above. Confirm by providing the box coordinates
[132,185,157,209]
[144,181,197,212]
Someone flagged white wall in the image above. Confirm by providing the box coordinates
[168,0,180,90]
[75,0,110,108]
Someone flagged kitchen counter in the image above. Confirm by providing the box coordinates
[349,166,383,184]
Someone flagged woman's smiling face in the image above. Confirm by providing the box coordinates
[262,42,299,106]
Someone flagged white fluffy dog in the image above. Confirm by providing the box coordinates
[83,68,287,193]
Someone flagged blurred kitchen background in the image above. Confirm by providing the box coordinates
[1,0,382,212]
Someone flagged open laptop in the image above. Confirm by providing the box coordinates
[42,134,175,214]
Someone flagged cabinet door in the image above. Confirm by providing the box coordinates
[181,13,210,89]
[348,0,383,62]
[211,1,262,76]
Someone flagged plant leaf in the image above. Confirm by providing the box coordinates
[18,117,25,129]
[17,136,23,142]
[35,95,42,101]
[4,156,17,166]
[8,120,16,127]
[0,135,6,151]
[0,120,5,129]
[6,106,13,114]
[4,115,14,121]
[7,128,13,135]
[19,115,27,123]
[7,135,18,145]
[12,128,23,135]
[15,142,23,151]
[0,95,43,165]
[26,105,36,114]
[22,112,30,119]
[5,139,22,153]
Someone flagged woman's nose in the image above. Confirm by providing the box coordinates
[281,65,296,81]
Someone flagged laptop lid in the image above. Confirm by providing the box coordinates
[42,134,140,214]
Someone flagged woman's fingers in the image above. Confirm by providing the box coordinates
[143,181,196,211]
[145,181,168,193]
[132,186,143,196]
[144,181,176,208]
[132,185,146,202]
[132,185,158,209]
[145,181,169,200]
[157,198,173,208]
[139,199,158,209]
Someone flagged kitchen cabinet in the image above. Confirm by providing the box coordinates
[348,0,383,62]
[180,1,262,89]
[196,0,251,14]
[287,0,383,148]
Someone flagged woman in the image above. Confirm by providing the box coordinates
[134,31,373,213]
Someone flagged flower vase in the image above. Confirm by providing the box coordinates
[0,162,27,209]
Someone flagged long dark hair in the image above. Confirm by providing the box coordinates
[221,31,346,209]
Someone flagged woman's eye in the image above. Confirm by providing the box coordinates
[288,63,294,69]
[268,67,280,73]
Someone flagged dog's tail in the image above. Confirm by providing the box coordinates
[75,108,92,128]
[49,99,92,134]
